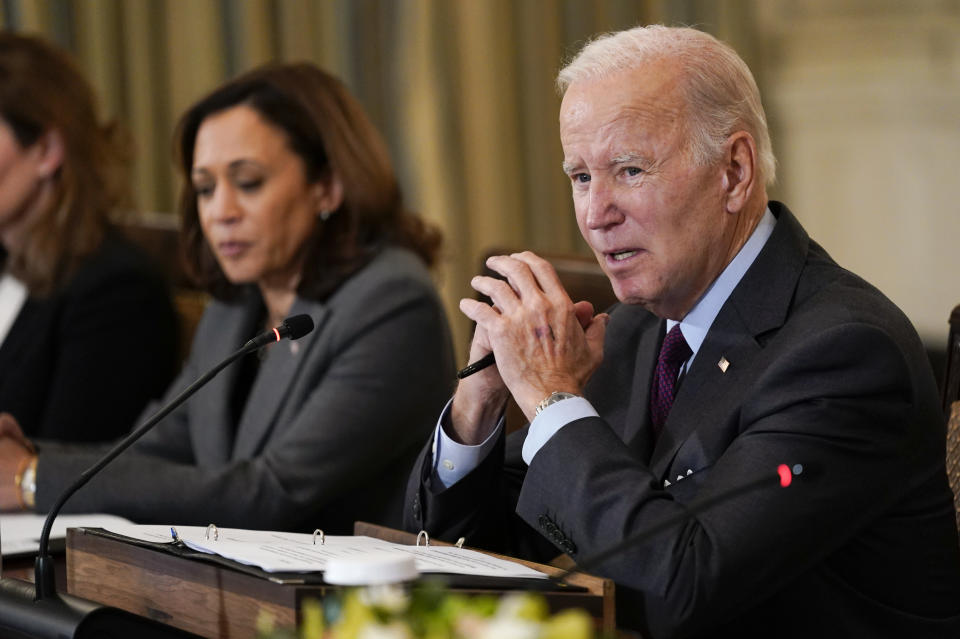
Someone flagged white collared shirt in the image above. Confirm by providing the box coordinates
[0,271,28,347]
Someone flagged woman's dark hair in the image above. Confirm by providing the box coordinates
[175,62,441,301]
[0,32,130,295]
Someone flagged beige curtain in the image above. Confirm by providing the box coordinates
[1,0,760,356]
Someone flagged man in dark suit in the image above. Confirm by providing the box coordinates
[404,25,960,638]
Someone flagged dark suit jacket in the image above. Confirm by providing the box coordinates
[0,231,178,441]
[405,203,960,638]
[38,247,456,533]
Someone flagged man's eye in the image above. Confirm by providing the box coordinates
[624,167,643,177]
[573,173,591,184]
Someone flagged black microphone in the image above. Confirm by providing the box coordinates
[549,463,803,583]
[0,314,314,638]
[244,313,314,348]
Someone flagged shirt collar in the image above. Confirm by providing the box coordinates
[666,206,776,365]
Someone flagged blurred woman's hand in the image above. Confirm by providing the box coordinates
[0,433,34,511]
[0,412,34,452]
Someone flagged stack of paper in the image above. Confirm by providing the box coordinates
[102,524,547,580]
[1,513,135,557]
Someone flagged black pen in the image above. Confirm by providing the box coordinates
[456,352,496,379]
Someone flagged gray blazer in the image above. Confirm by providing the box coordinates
[406,203,960,638]
[39,247,455,533]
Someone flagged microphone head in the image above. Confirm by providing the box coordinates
[280,314,314,340]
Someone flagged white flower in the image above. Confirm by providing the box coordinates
[479,617,540,639]
[357,620,413,639]
[357,584,410,614]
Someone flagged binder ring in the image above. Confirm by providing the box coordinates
[205,524,219,541]
[416,530,430,547]
[312,529,325,545]
[455,537,465,549]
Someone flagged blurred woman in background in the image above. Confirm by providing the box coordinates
[0,62,455,532]
[0,32,178,444]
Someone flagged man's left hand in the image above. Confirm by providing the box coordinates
[459,251,608,421]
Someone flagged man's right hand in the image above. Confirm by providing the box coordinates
[446,254,603,446]
[448,323,511,445]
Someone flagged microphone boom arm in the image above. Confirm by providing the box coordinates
[550,464,800,584]
[34,340,258,598]
[34,312,314,600]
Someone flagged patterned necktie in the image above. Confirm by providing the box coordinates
[650,324,692,438]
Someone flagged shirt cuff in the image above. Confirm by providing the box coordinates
[431,397,504,488]
[521,396,598,465]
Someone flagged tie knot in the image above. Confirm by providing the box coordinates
[661,324,691,367]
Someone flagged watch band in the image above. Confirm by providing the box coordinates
[535,391,579,416]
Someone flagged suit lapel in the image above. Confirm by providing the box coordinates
[232,297,329,459]
[188,293,263,465]
[648,203,810,478]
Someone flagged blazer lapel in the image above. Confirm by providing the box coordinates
[649,203,810,479]
[188,294,263,465]
[232,298,329,459]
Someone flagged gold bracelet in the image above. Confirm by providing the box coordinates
[14,455,37,511]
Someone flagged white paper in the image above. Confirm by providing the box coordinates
[101,524,547,579]
[0,513,135,557]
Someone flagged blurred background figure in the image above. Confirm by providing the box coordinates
[0,31,178,442]
[0,62,455,533]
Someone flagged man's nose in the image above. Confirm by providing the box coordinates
[583,183,623,230]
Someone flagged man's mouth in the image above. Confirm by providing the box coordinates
[610,250,638,262]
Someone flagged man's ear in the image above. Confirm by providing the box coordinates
[722,131,757,214]
[313,171,345,214]
[32,128,65,179]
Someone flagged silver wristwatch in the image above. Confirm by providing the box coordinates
[535,391,579,416]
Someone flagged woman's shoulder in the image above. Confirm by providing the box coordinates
[365,246,433,281]
[65,229,170,296]
[332,246,437,302]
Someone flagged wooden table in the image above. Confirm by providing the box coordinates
[66,523,614,638]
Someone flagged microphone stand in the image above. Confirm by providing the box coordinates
[0,314,313,638]
[34,339,259,598]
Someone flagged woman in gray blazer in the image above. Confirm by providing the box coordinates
[0,63,455,533]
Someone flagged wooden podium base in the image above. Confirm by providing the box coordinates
[66,523,614,639]
[67,527,319,637]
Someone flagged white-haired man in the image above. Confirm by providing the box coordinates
[405,25,960,637]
